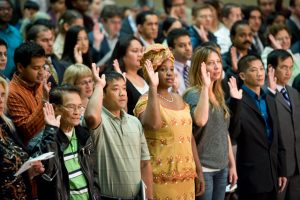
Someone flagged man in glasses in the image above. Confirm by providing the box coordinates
[36,84,100,200]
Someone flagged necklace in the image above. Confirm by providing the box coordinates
[157,93,174,103]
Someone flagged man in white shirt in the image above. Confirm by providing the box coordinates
[136,10,158,47]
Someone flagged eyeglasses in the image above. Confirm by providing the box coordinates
[76,79,94,86]
[61,104,85,113]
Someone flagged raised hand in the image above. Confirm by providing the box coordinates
[201,62,211,88]
[91,63,106,88]
[74,44,83,64]
[228,76,242,99]
[145,59,159,88]
[269,34,282,49]
[113,59,127,81]
[267,66,277,91]
[43,102,61,127]
[92,22,104,51]
[42,65,51,101]
[172,73,180,93]
[230,47,239,72]
[196,25,209,43]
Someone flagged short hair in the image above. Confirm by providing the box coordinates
[192,4,212,17]
[162,17,179,34]
[26,24,50,41]
[0,38,7,48]
[238,54,262,72]
[167,28,190,48]
[221,3,240,18]
[103,71,125,92]
[267,49,293,69]
[100,5,122,21]
[200,41,221,52]
[14,42,45,68]
[49,84,81,106]
[230,20,249,37]
[63,63,92,85]
[58,10,82,34]
[24,0,39,10]
[163,0,172,14]
[266,24,291,45]
[136,10,157,26]
[243,5,262,21]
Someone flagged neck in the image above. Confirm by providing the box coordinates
[126,68,139,76]
[245,84,261,96]
[103,104,122,118]
[0,23,8,30]
[237,48,248,56]
[174,57,188,64]
[81,97,89,107]
[157,88,170,95]
[18,74,36,87]
[61,123,74,133]
[142,35,154,45]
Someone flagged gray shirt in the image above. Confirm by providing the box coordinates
[183,88,229,169]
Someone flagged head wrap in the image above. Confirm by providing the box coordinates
[140,44,174,82]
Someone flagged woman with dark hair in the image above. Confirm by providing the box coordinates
[61,25,93,68]
[156,17,182,44]
[107,35,147,115]
[47,0,66,26]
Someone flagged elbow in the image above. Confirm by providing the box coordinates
[194,118,207,127]
[84,114,100,129]
[143,120,163,131]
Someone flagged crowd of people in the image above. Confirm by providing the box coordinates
[0,0,300,200]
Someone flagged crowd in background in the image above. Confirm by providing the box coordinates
[1,0,300,200]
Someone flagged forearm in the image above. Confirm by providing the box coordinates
[141,87,162,130]
[193,86,209,127]
[227,135,236,168]
[141,160,153,199]
[84,83,104,129]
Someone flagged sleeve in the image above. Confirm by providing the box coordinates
[133,95,149,118]
[138,121,150,161]
[228,97,243,140]
[183,89,199,117]
[7,91,45,145]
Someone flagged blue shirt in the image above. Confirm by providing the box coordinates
[242,85,273,143]
[0,25,23,79]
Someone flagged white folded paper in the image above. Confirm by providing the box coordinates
[226,184,237,193]
[14,152,55,176]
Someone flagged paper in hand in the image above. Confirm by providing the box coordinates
[14,152,55,176]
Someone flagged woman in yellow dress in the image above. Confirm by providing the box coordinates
[134,44,205,199]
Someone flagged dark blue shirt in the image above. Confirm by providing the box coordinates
[242,85,273,143]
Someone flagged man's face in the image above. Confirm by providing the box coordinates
[258,0,274,18]
[0,1,12,24]
[72,0,89,12]
[227,7,242,28]
[194,8,213,31]
[102,16,122,38]
[292,0,300,19]
[18,57,46,86]
[0,45,7,70]
[35,30,54,56]
[274,57,293,86]
[172,35,192,62]
[138,14,158,41]
[103,78,127,111]
[240,59,265,88]
[170,0,186,18]
[248,10,262,33]
[57,92,82,128]
[232,24,253,51]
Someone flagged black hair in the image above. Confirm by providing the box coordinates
[221,3,240,19]
[107,35,143,74]
[14,41,45,68]
[163,0,173,14]
[100,5,122,21]
[267,49,293,69]
[266,11,286,26]
[61,25,92,68]
[136,10,157,26]
[0,38,7,48]
[201,41,221,51]
[243,5,262,21]
[230,20,249,37]
[49,84,81,105]
[238,54,262,73]
[167,28,190,48]
[24,0,39,10]
[58,10,82,33]
[26,24,50,41]
[103,71,125,92]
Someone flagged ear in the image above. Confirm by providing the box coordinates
[267,64,273,70]
[239,72,246,81]
[63,23,70,32]
[16,63,25,74]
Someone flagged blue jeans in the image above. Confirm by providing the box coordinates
[196,168,228,200]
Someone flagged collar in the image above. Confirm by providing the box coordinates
[276,84,285,92]
[174,60,189,73]
[242,85,266,100]
[139,35,154,47]
[12,73,41,92]
[128,15,137,33]
[102,107,127,122]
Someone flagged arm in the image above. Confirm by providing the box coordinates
[84,63,106,129]
[141,160,153,199]
[193,62,210,127]
[227,135,238,188]
[191,136,205,196]
[138,60,162,130]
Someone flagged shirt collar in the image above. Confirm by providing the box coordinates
[174,60,187,73]
[242,85,266,100]
[13,73,41,92]
[103,107,127,122]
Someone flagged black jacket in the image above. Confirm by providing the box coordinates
[36,125,100,200]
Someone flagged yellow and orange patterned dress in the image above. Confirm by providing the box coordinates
[134,95,196,200]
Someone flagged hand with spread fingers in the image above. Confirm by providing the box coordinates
[91,63,106,88]
[144,59,159,88]
[201,62,211,88]
[267,66,277,91]
[43,102,61,127]
[228,76,242,99]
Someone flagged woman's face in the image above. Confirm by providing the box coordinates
[275,29,291,50]
[123,39,144,71]
[0,45,7,70]
[90,0,102,16]
[0,84,5,115]
[205,51,222,82]
[157,59,175,89]
[77,30,89,54]
[75,76,94,98]
[52,0,65,13]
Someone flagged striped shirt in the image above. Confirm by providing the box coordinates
[64,129,89,200]
[7,74,45,145]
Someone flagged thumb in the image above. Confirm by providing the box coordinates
[56,115,62,122]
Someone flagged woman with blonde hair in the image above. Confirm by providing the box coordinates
[63,63,94,123]
[134,44,205,199]
[0,77,44,199]
[183,46,238,200]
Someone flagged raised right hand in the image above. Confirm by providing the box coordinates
[201,62,211,88]
[91,63,106,88]
[74,44,83,64]
[43,102,61,127]
[145,59,159,88]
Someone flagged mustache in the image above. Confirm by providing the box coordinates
[243,41,252,45]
